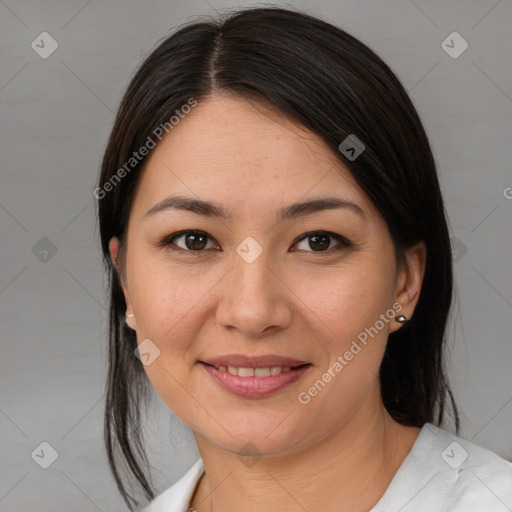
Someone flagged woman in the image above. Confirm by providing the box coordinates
[96,6,512,512]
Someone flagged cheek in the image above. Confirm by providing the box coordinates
[128,258,210,419]
[128,252,219,342]
[295,263,393,349]
[290,264,393,408]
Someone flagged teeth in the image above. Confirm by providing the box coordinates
[219,365,293,377]
[255,367,270,377]
[239,367,255,377]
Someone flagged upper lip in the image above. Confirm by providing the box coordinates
[200,354,310,368]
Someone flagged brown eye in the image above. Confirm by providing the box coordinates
[162,230,217,252]
[182,232,208,250]
[293,231,351,253]
[160,230,351,255]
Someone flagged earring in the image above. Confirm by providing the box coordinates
[396,315,408,323]
[125,313,135,328]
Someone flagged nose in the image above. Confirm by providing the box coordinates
[215,246,293,338]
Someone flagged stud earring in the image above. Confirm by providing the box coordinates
[125,313,135,328]
[396,315,407,323]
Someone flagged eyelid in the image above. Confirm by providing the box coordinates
[159,230,219,252]
[159,229,353,254]
[293,230,353,251]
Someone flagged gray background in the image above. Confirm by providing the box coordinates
[1,0,511,510]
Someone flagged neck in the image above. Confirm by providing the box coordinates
[191,384,421,512]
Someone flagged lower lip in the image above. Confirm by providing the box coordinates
[200,363,312,398]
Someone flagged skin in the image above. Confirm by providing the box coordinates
[109,93,427,511]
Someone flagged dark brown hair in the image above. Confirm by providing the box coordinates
[96,6,460,510]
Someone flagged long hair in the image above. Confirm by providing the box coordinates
[96,7,460,510]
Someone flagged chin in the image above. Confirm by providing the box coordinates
[198,419,309,460]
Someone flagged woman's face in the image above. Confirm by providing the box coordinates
[110,93,424,457]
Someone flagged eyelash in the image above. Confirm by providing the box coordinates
[158,229,353,255]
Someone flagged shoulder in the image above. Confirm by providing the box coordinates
[413,423,511,510]
[140,458,204,512]
[426,423,512,510]
[373,423,512,511]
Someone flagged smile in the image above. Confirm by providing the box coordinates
[213,365,293,376]
[199,361,313,398]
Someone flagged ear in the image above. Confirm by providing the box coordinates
[389,240,427,333]
[109,237,135,325]
[109,236,119,267]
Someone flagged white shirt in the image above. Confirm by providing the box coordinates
[140,423,512,511]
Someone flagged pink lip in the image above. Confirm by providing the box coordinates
[200,362,312,398]
[201,354,309,368]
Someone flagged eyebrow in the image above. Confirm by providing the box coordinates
[144,195,365,222]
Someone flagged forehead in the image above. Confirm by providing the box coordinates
[130,93,375,220]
